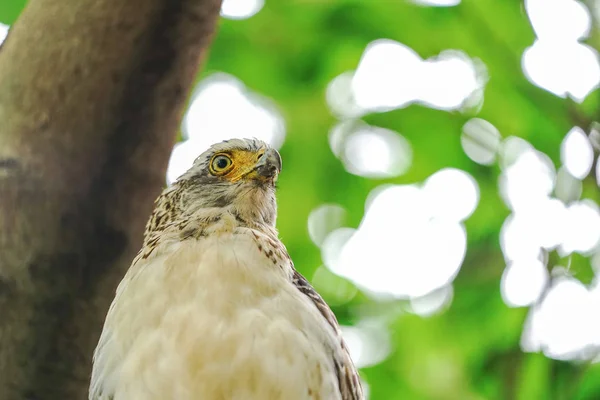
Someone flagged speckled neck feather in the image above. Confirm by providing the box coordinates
[141,138,278,259]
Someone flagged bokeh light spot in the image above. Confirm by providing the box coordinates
[342,126,412,179]
[523,0,597,101]
[522,277,600,361]
[461,118,501,165]
[350,39,485,112]
[166,140,206,184]
[321,227,356,276]
[500,198,568,262]
[559,200,600,255]
[499,136,534,170]
[329,121,412,179]
[323,180,472,298]
[0,23,8,45]
[183,73,284,146]
[311,266,358,307]
[525,0,591,41]
[412,0,460,6]
[499,148,555,211]
[410,285,454,317]
[325,71,365,118]
[423,168,479,222]
[501,259,548,307]
[522,40,600,102]
[352,40,422,111]
[418,51,484,111]
[597,157,600,187]
[561,127,594,179]
[341,320,392,368]
[221,0,264,19]
[592,251,600,274]
[500,214,543,261]
[308,204,347,247]
[555,166,583,204]
[167,73,285,183]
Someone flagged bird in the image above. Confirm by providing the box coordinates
[89,138,363,400]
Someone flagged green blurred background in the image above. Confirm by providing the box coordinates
[3,0,600,399]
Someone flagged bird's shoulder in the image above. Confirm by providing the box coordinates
[290,268,364,400]
[208,226,364,400]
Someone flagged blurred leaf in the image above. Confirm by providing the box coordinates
[0,0,24,24]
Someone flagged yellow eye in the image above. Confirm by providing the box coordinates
[210,154,233,174]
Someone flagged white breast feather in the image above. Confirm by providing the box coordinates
[90,229,342,400]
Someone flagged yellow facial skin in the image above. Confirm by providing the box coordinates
[209,149,269,183]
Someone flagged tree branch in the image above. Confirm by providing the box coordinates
[0,0,222,398]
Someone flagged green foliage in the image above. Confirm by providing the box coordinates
[4,0,600,398]
[0,0,25,24]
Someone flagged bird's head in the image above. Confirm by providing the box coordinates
[173,138,282,227]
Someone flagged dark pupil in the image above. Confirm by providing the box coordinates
[216,157,229,169]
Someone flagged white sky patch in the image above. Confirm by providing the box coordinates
[522,40,600,102]
[167,73,285,183]
[349,39,485,113]
[166,140,204,184]
[221,0,264,19]
[561,127,594,179]
[525,0,591,41]
[183,73,284,147]
[461,118,502,165]
[323,172,477,298]
[501,259,549,307]
[0,23,8,45]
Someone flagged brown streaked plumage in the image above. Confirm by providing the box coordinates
[90,138,363,400]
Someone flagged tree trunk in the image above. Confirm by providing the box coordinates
[0,0,222,398]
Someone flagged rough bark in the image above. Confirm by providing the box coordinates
[0,0,222,398]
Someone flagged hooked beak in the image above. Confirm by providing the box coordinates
[228,148,282,184]
[255,148,282,180]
